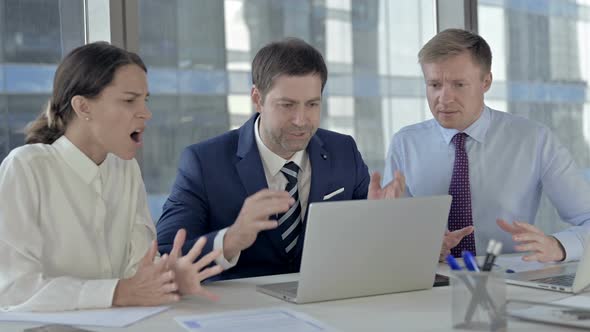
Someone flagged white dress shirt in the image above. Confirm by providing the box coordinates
[0,136,155,311]
[383,106,590,261]
[213,116,311,268]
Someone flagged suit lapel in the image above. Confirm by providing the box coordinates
[235,113,290,259]
[235,114,267,196]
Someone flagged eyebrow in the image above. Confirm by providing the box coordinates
[123,91,150,97]
[276,97,322,103]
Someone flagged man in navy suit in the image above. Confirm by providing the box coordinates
[157,38,404,280]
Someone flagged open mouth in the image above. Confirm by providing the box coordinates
[130,129,143,143]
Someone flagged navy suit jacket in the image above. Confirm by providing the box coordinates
[157,113,370,280]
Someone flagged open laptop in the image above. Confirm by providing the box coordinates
[504,239,590,293]
[256,195,452,303]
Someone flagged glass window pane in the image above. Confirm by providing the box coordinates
[138,0,435,220]
[0,0,85,162]
[478,0,590,232]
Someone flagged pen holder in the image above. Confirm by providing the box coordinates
[451,271,507,331]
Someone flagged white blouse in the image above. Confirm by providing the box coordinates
[0,136,155,311]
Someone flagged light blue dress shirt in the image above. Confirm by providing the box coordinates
[383,106,590,261]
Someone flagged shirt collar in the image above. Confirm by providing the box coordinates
[254,116,305,176]
[52,135,101,185]
[437,105,491,145]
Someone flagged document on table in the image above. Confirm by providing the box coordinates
[508,295,590,329]
[0,306,168,327]
[493,255,559,273]
[175,308,339,332]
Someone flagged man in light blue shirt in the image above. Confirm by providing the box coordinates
[383,29,590,262]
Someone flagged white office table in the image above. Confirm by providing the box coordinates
[1,268,583,332]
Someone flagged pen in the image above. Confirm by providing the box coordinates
[462,251,480,272]
[482,240,503,272]
[446,254,463,271]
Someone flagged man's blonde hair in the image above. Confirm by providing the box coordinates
[418,28,492,74]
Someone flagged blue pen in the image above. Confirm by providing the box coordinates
[462,251,480,272]
[446,254,463,271]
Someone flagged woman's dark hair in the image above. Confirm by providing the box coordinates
[25,42,147,144]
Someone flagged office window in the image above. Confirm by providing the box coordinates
[478,0,590,232]
[0,0,85,161]
[137,0,435,219]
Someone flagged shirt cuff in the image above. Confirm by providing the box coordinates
[552,231,585,262]
[78,278,119,309]
[213,228,240,269]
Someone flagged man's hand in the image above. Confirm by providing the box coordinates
[439,226,474,261]
[223,189,294,259]
[368,170,405,200]
[497,219,565,262]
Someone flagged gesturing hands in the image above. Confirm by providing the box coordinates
[223,189,294,259]
[113,240,180,306]
[113,230,224,307]
[497,219,565,262]
[368,170,406,200]
[439,226,474,261]
[168,229,223,300]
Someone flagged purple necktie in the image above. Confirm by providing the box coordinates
[448,133,476,257]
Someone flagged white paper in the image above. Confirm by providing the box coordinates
[553,294,590,308]
[509,296,590,328]
[175,308,338,332]
[494,255,559,273]
[0,306,168,327]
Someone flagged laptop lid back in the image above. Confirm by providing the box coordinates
[296,195,451,303]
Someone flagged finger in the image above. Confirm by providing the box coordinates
[254,220,279,231]
[162,281,178,294]
[153,254,171,274]
[193,249,223,271]
[514,242,542,253]
[449,226,474,240]
[250,189,292,202]
[512,232,544,244]
[369,171,382,191]
[195,287,220,302]
[157,269,175,285]
[197,265,224,281]
[397,171,406,194]
[496,219,518,234]
[170,229,187,263]
[140,240,158,267]
[522,252,543,262]
[255,202,292,219]
[185,237,207,262]
[160,293,181,304]
[513,221,544,235]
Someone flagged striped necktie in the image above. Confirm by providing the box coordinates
[277,161,303,255]
[448,133,476,257]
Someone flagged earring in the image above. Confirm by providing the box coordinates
[85,117,90,121]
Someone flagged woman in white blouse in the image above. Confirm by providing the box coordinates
[0,42,222,311]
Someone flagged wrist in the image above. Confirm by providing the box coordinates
[223,228,239,259]
[112,279,131,307]
[551,236,566,261]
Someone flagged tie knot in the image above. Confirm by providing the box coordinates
[281,161,299,183]
[451,132,468,149]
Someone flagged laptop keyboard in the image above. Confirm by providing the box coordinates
[532,273,575,287]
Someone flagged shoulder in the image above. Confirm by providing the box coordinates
[314,128,354,142]
[391,119,439,145]
[488,108,550,137]
[184,128,240,156]
[1,143,54,170]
